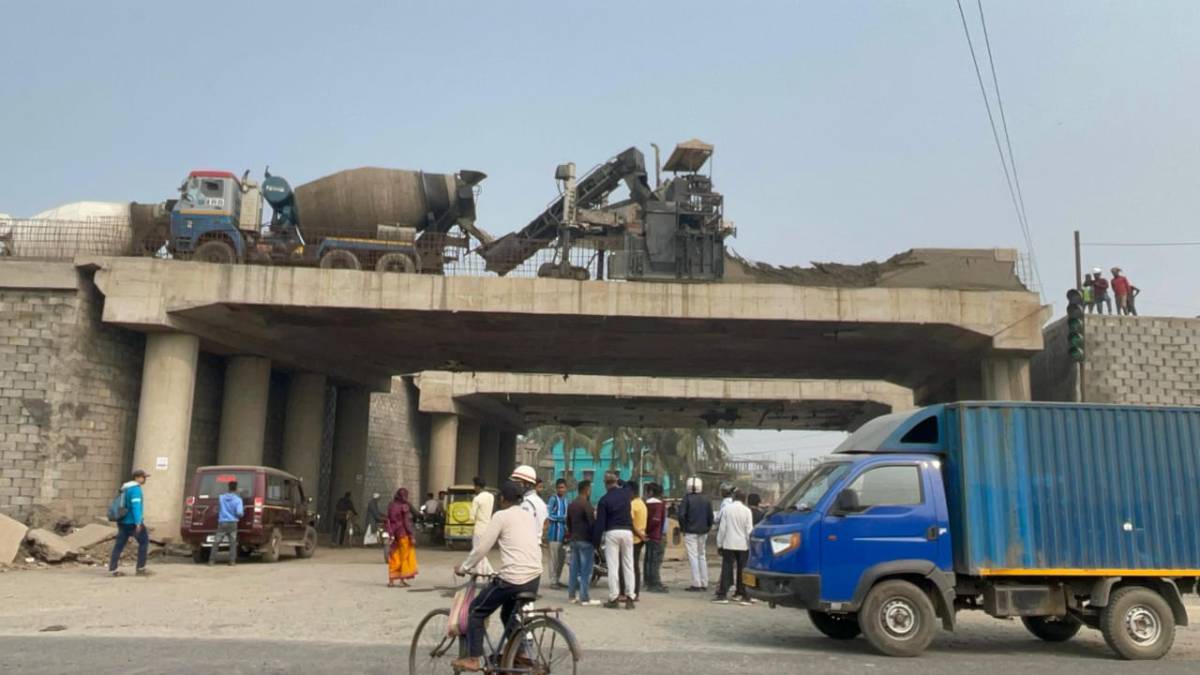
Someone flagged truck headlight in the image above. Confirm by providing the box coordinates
[770,533,801,555]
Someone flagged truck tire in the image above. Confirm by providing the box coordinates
[1022,615,1082,642]
[858,580,937,657]
[1100,586,1175,660]
[260,528,283,563]
[295,526,317,559]
[319,249,361,270]
[194,239,236,264]
[375,252,418,273]
[808,610,861,640]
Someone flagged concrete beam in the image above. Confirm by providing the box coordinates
[87,257,1046,400]
[0,261,78,290]
[217,356,271,466]
[416,371,915,431]
[131,332,199,540]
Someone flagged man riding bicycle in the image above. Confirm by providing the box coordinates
[453,480,543,672]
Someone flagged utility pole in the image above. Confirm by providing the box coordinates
[1073,230,1086,402]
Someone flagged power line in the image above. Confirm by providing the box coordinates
[954,0,1043,298]
[1083,241,1200,247]
[975,0,1043,295]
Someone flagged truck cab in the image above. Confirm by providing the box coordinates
[169,170,251,262]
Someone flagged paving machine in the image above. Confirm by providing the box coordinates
[478,139,734,281]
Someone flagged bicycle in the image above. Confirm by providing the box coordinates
[410,573,581,674]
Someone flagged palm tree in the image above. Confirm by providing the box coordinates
[521,425,597,481]
[641,427,731,496]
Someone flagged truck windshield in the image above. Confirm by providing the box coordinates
[774,461,853,513]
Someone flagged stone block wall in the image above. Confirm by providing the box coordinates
[0,272,144,521]
[1032,315,1200,405]
[364,377,426,502]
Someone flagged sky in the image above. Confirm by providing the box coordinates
[2,1,1198,460]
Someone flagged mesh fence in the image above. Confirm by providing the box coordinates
[0,215,615,278]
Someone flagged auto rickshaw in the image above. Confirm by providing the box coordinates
[442,485,478,549]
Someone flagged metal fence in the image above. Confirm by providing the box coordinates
[0,215,612,279]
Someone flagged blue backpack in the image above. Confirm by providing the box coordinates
[106,488,128,522]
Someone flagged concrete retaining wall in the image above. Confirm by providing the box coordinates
[364,377,426,504]
[1032,315,1200,405]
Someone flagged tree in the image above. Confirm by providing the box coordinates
[521,425,597,481]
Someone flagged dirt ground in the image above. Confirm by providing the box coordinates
[1,543,1199,665]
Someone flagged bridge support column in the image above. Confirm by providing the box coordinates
[429,414,458,494]
[217,356,271,466]
[982,355,1031,401]
[330,387,370,519]
[282,373,326,495]
[478,425,501,488]
[131,332,199,540]
[455,419,481,484]
[498,431,517,484]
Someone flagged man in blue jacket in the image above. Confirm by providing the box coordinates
[211,480,245,565]
[108,469,151,577]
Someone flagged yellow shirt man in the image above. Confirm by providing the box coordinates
[631,495,648,544]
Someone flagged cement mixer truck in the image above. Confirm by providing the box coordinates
[167,166,486,272]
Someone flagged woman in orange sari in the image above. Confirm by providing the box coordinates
[386,488,417,587]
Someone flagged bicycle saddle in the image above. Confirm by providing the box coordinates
[514,591,539,602]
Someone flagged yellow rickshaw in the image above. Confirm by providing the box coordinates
[443,485,477,549]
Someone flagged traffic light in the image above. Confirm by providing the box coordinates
[1066,288,1085,362]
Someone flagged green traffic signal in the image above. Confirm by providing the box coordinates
[1069,346,1085,362]
[1068,333,1084,349]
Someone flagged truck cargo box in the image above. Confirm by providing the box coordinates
[843,402,1200,576]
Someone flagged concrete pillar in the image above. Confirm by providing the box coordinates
[455,418,481,484]
[478,426,501,488]
[429,413,458,494]
[498,431,517,484]
[281,373,326,495]
[131,332,200,539]
[330,387,370,517]
[981,355,1032,401]
[217,355,272,466]
[955,372,983,401]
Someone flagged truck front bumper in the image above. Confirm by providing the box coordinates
[744,569,821,609]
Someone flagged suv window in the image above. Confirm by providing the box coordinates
[198,471,255,499]
[266,475,288,504]
[846,465,922,507]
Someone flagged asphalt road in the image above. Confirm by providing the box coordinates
[2,634,1198,675]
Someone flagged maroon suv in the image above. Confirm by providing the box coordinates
[181,465,317,563]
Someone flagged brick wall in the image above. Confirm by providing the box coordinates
[1032,315,1200,405]
[364,377,426,503]
[0,272,144,521]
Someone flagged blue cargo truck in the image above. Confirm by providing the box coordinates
[745,402,1200,660]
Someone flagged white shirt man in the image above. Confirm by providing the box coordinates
[469,480,496,575]
[714,494,755,604]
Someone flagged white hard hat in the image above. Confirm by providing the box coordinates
[1092,267,1102,274]
[686,476,703,493]
[510,464,537,484]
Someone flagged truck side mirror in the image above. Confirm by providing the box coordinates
[831,489,861,517]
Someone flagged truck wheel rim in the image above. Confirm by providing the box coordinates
[881,599,918,639]
[1124,605,1161,645]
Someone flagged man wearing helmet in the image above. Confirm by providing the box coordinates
[676,477,714,592]
[509,464,548,539]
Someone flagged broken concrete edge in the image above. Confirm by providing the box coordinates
[0,511,29,566]
[25,528,82,563]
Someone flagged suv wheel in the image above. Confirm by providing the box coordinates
[260,528,283,563]
[191,547,210,564]
[296,526,317,559]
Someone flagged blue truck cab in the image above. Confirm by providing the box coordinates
[746,402,1200,660]
[169,170,249,261]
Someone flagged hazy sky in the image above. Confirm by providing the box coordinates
[3,1,1197,458]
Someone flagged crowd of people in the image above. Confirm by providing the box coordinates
[1081,266,1141,316]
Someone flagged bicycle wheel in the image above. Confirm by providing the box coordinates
[409,608,459,674]
[501,617,580,674]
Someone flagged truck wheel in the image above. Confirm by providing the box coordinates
[260,528,283,563]
[191,547,210,564]
[375,252,418,273]
[1100,586,1175,660]
[194,239,236,264]
[295,526,317,559]
[858,580,937,657]
[808,610,861,640]
[319,249,361,270]
[1022,615,1082,642]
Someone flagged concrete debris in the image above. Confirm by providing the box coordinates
[25,528,80,563]
[723,248,1029,291]
[23,502,77,535]
[62,523,117,551]
[0,511,29,565]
